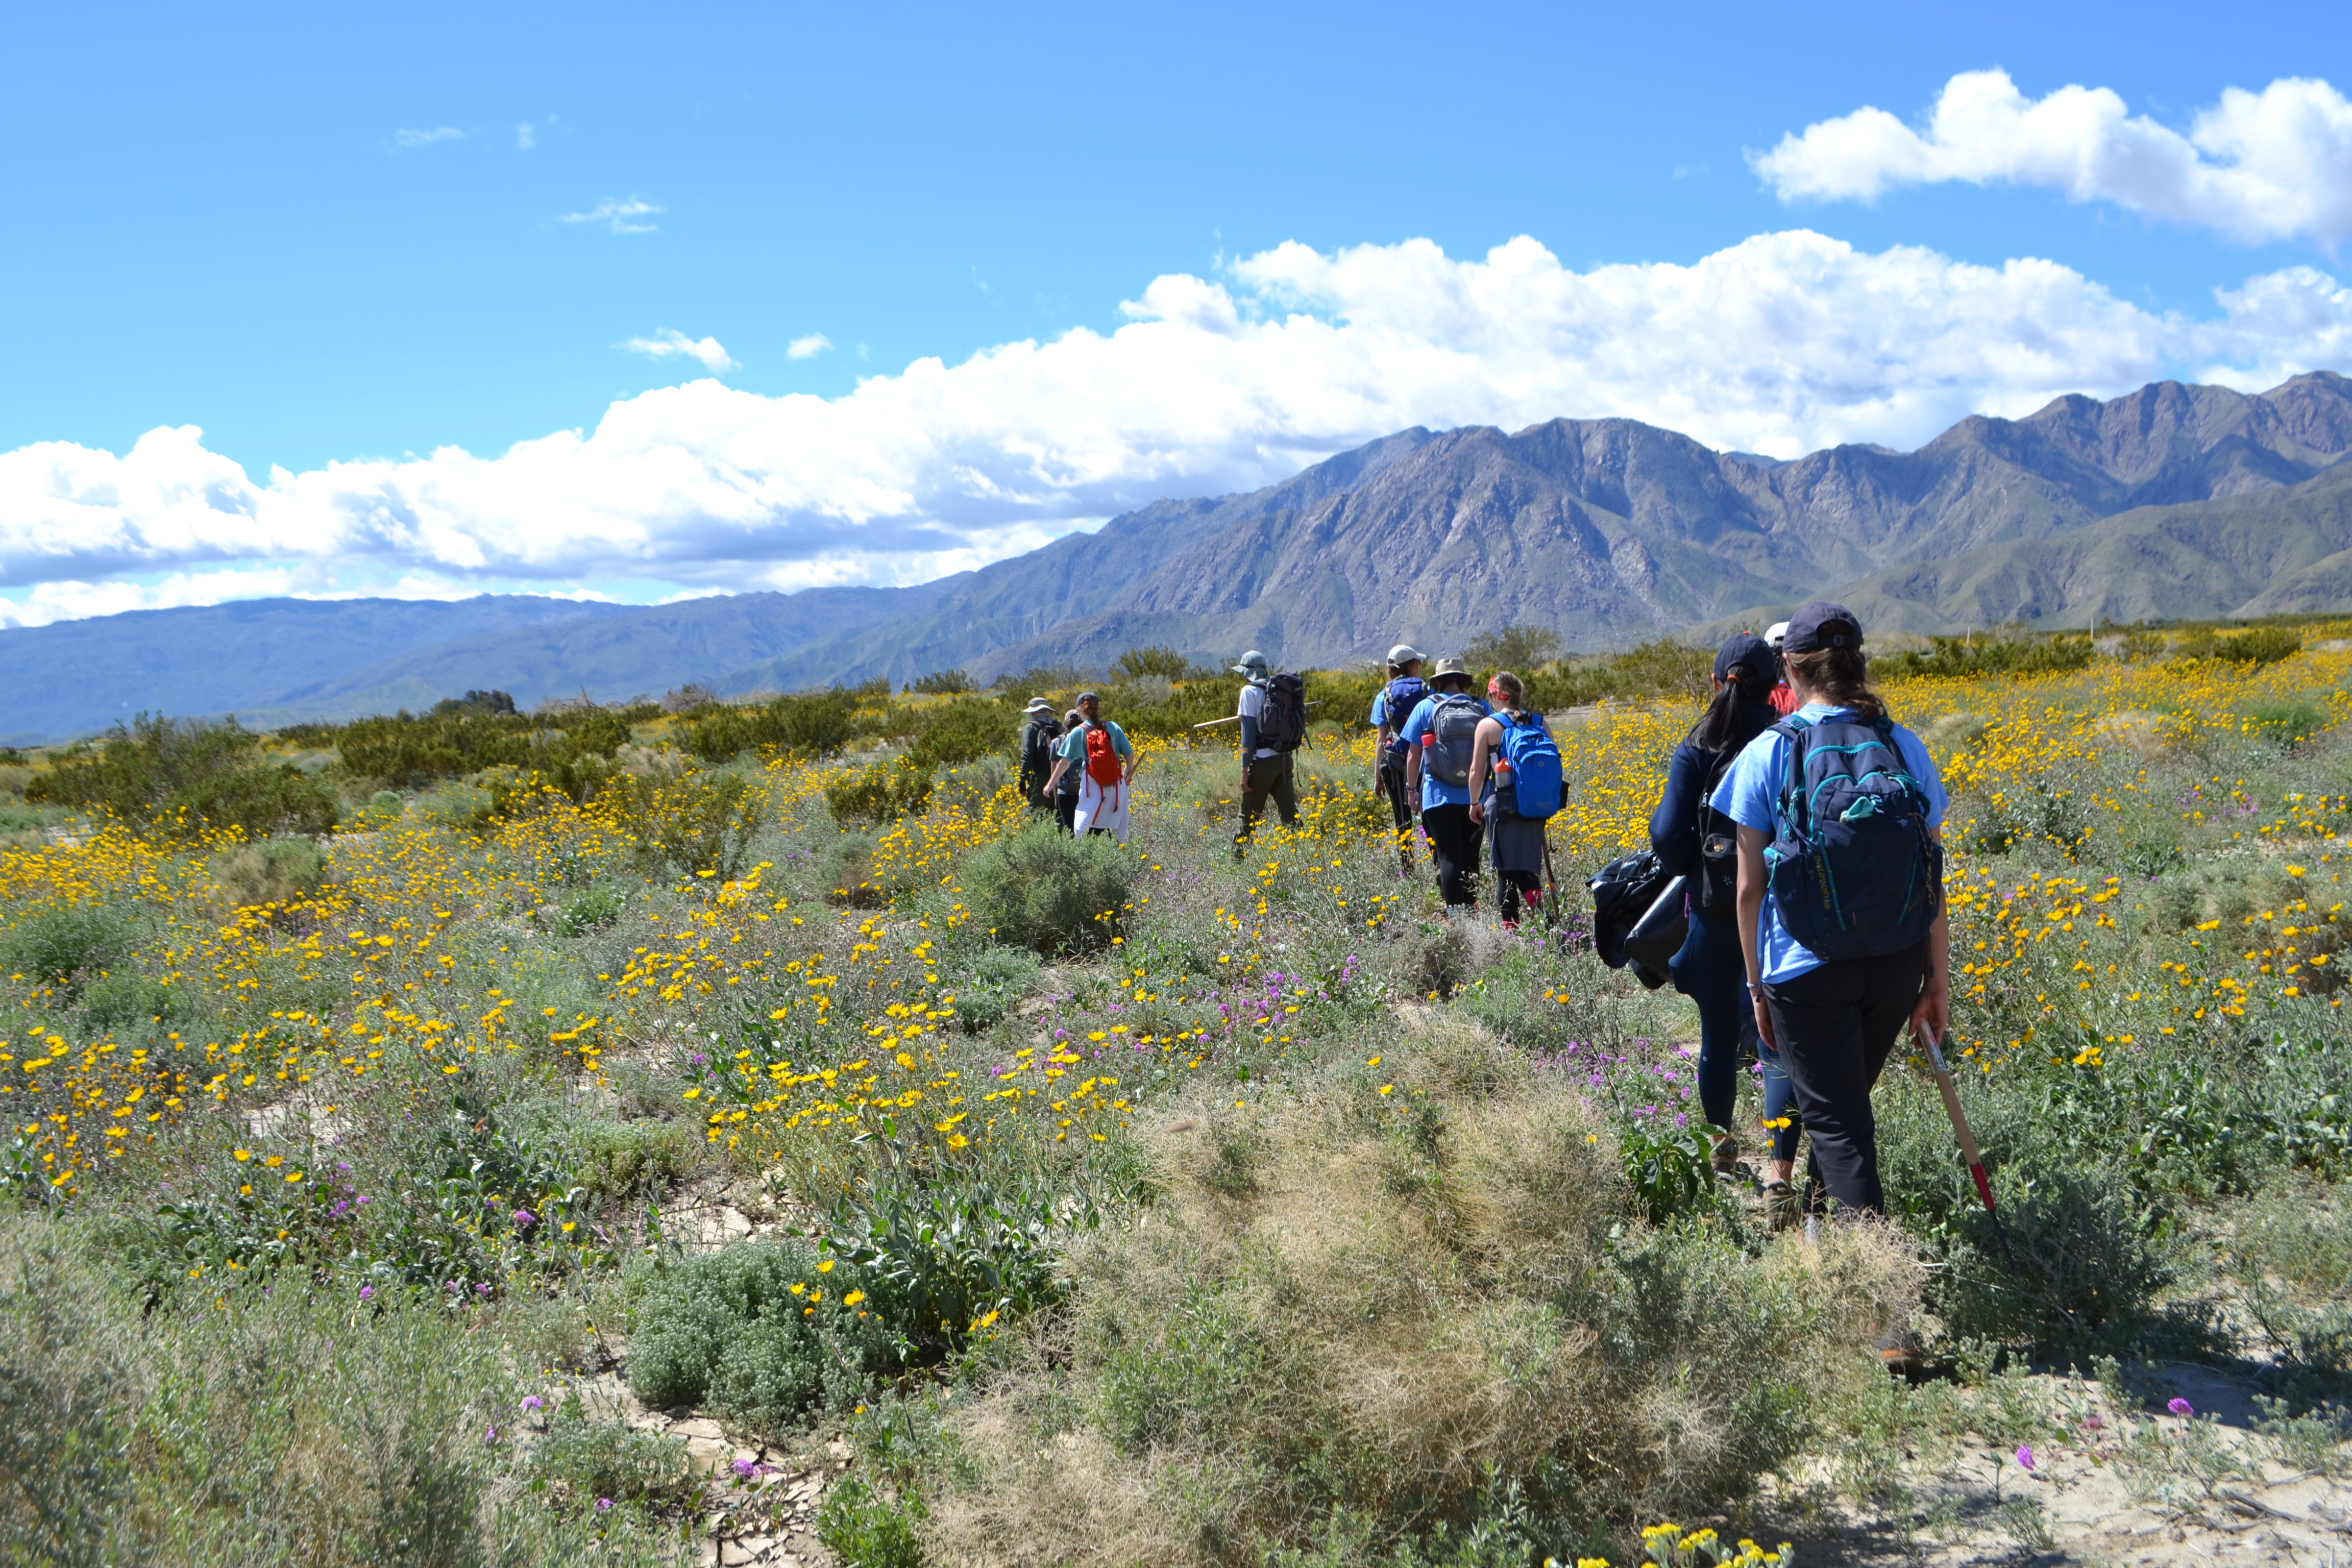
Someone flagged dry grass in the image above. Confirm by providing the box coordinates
[921,1012,1921,1566]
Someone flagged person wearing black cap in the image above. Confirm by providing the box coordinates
[1648,632,1798,1206]
[1709,601,1950,1222]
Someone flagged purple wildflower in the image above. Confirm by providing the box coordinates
[2015,1444,2033,1471]
[2168,1398,2195,1417]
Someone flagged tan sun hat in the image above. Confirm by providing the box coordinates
[1431,655,1469,679]
[1023,696,1054,716]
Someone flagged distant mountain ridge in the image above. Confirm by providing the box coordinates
[6,373,2351,741]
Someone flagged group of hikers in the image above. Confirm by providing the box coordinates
[1011,601,1949,1244]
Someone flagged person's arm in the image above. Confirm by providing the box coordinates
[1648,745,1703,873]
[1119,726,1135,784]
[1912,825,1950,1042]
[1466,717,1500,825]
[1736,824,1774,1050]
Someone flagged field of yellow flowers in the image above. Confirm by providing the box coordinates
[2,626,2350,1566]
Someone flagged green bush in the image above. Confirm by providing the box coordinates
[2244,697,2326,743]
[211,836,331,912]
[825,1173,1100,1354]
[619,771,766,880]
[959,822,1136,955]
[526,1396,698,1515]
[1884,632,2094,680]
[1462,623,1563,674]
[78,972,182,1034]
[906,668,975,695]
[682,692,862,762]
[817,1475,927,1568]
[827,760,934,826]
[26,714,336,838]
[626,1240,895,1433]
[0,906,130,992]
[553,885,626,937]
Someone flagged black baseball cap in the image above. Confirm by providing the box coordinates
[1783,600,1862,653]
[1713,631,1772,680]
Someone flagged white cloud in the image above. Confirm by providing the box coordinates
[5,230,2352,621]
[557,196,660,235]
[394,126,465,148]
[1754,70,2352,246]
[516,124,536,151]
[787,333,832,360]
[620,329,740,373]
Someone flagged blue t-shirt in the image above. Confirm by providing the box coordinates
[1709,703,1947,983]
[1055,720,1131,765]
[1400,694,1491,811]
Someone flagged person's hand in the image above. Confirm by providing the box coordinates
[1910,969,1950,1045]
[1751,990,1777,1051]
[1467,799,1485,826]
[1240,763,1254,794]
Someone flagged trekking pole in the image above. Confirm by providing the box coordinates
[1539,830,1560,928]
[1917,1022,2014,1257]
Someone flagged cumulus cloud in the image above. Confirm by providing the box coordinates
[787,333,832,360]
[5,230,2352,621]
[620,329,739,373]
[516,124,536,151]
[394,126,465,148]
[1754,70,2352,246]
[557,196,660,235]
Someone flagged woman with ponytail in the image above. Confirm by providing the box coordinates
[1649,633,1795,1201]
[1711,602,1949,1224]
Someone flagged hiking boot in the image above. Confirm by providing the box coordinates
[1762,1180,1801,1232]
[1708,1136,1740,1178]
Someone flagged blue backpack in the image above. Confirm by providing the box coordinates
[1496,711,1563,818]
[1379,676,1430,758]
[1765,712,1942,961]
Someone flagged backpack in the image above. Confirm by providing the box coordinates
[1690,744,1745,915]
[1021,719,1060,784]
[1255,673,1307,753]
[1586,851,1673,990]
[1425,695,1484,786]
[1494,711,1563,818]
[1083,724,1124,787]
[1765,713,1942,960]
[1380,676,1431,756]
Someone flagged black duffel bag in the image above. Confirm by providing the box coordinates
[1587,851,1681,990]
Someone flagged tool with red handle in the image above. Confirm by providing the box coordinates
[1919,1024,2010,1250]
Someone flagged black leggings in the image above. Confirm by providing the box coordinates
[1420,804,1483,908]
[1757,941,1929,1216]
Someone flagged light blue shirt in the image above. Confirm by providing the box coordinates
[1399,694,1490,811]
[1366,692,1387,728]
[1709,703,1946,983]
[1054,719,1131,764]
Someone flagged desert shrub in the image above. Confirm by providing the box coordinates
[578,1119,696,1202]
[0,906,131,993]
[2244,697,2325,743]
[626,1239,894,1432]
[938,945,1040,1033]
[2230,1184,2352,1390]
[906,668,975,695]
[617,770,765,880]
[328,706,629,788]
[368,788,405,816]
[525,1396,698,1515]
[961,822,1136,955]
[1523,639,1713,712]
[1937,1162,2182,1354]
[77,972,182,1035]
[2118,627,2169,660]
[1885,632,2093,679]
[682,692,861,762]
[1114,645,1219,682]
[210,836,331,913]
[1463,623,1563,673]
[552,885,626,937]
[827,758,933,825]
[26,714,336,838]
[1618,1115,1722,1224]
[818,1475,927,1568]
[824,1172,1102,1355]
[820,830,918,909]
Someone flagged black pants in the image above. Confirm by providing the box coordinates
[1235,752,1298,848]
[1055,790,1079,835]
[1420,803,1483,908]
[1758,941,1929,1217]
[1379,756,1415,865]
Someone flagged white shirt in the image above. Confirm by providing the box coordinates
[1235,681,1279,759]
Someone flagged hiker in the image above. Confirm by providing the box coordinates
[1369,644,1431,870]
[1043,691,1134,842]
[1401,656,1490,910]
[1763,622,1799,716]
[1052,705,1085,834]
[1648,632,1801,1214]
[1232,649,1306,853]
[1465,671,1561,928]
[1018,697,1062,816]
[1714,602,1949,1220]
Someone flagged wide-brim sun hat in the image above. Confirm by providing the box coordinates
[1023,697,1054,715]
[1233,649,1269,675]
[1431,655,1469,678]
[1387,643,1424,667]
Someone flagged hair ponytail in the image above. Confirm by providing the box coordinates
[1692,660,1773,750]
[1488,670,1526,710]
[1785,645,1886,722]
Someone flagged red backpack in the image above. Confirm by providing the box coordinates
[1083,724,1123,786]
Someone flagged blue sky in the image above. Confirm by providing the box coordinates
[6,0,2352,623]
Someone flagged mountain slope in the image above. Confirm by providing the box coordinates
[0,596,625,745]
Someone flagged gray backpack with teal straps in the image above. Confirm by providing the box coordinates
[1425,696,1485,786]
[1765,711,1942,960]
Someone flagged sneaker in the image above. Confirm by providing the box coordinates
[1762,1180,1800,1232]
[1709,1137,1740,1178]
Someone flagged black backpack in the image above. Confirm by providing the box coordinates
[1256,673,1308,752]
[1691,746,1742,915]
[1765,713,1942,959]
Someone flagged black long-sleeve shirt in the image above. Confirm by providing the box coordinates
[1648,701,1778,875]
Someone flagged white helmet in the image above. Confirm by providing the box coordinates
[1765,621,1789,650]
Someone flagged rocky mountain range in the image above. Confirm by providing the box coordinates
[7,372,2352,742]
